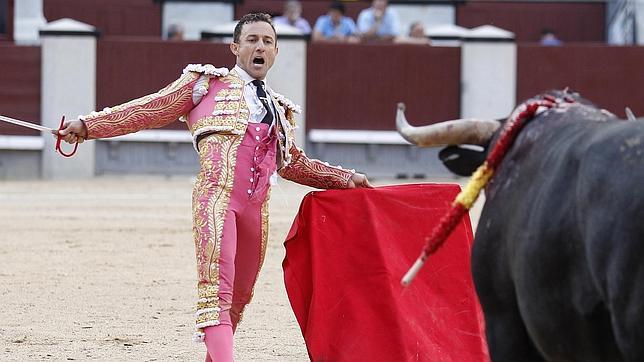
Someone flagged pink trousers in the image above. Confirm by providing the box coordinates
[192,123,277,361]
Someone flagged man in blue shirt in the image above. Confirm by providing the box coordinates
[540,28,563,46]
[312,2,359,43]
[357,0,400,41]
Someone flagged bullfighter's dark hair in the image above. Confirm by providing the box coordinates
[233,13,276,44]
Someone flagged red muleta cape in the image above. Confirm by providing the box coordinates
[283,183,489,361]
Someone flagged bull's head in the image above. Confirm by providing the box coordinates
[396,103,503,176]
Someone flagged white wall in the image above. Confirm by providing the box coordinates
[163,2,234,40]
[41,33,96,179]
[14,0,46,45]
[270,38,307,149]
[461,42,517,119]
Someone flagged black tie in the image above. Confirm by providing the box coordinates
[251,80,274,125]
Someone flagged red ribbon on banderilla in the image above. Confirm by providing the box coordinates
[401,97,569,286]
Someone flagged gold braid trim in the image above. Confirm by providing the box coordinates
[83,72,200,139]
[278,145,354,189]
[192,133,243,330]
[189,74,249,138]
[258,193,270,275]
[196,311,221,325]
[196,297,219,310]
[274,104,354,188]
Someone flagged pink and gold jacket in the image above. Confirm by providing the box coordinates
[80,64,354,189]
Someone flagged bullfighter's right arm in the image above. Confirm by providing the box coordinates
[277,145,356,189]
[81,71,201,139]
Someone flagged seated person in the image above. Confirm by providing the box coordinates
[357,0,400,42]
[394,21,431,45]
[312,2,359,43]
[273,0,311,34]
[540,28,562,46]
[166,23,184,41]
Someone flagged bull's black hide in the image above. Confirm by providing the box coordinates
[439,145,488,177]
[458,92,644,361]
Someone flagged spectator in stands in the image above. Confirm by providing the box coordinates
[540,28,562,46]
[357,0,400,42]
[166,23,185,41]
[273,0,311,34]
[394,21,431,45]
[312,2,359,43]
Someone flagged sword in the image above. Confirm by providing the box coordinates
[0,115,55,132]
[0,114,79,157]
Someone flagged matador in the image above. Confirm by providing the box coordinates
[58,12,371,362]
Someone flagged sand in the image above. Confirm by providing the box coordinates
[0,176,481,361]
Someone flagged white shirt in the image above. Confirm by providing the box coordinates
[233,65,275,124]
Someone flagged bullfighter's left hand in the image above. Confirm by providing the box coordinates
[347,173,373,189]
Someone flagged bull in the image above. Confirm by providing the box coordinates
[396,90,644,361]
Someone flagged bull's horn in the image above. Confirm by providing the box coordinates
[625,107,637,121]
[396,103,501,147]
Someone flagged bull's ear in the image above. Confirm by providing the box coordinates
[438,145,486,177]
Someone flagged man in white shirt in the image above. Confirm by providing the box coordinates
[273,0,312,34]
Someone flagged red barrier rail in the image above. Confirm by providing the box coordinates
[0,43,40,136]
[517,44,644,118]
[306,42,461,130]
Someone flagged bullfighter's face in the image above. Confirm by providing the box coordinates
[230,21,279,80]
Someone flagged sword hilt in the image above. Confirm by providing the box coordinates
[54,115,79,158]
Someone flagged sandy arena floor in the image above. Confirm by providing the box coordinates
[0,176,481,361]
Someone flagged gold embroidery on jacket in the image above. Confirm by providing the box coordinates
[191,116,247,134]
[84,72,200,139]
[189,74,249,136]
[277,146,354,189]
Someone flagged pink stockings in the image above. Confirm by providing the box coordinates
[204,324,234,362]
[202,204,265,362]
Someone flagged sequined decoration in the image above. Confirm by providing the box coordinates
[192,133,243,330]
[278,145,354,189]
[190,74,249,137]
[84,72,200,139]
